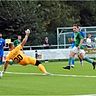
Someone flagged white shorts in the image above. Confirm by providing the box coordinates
[71,46,85,56]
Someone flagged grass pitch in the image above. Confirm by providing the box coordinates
[0,61,96,95]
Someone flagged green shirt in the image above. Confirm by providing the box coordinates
[74,32,84,48]
[13,39,21,47]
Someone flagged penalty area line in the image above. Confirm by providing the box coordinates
[5,71,96,78]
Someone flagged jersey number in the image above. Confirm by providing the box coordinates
[14,54,23,63]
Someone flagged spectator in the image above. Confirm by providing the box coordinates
[86,34,92,48]
[13,35,22,47]
[43,36,49,49]
[0,33,5,65]
[43,36,49,62]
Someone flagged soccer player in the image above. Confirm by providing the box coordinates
[13,35,22,47]
[1,29,49,76]
[70,27,86,67]
[68,35,75,67]
[0,33,5,65]
[63,24,96,70]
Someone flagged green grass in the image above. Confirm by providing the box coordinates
[0,61,96,95]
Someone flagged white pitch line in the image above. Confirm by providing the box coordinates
[74,94,96,96]
[6,72,43,75]
[74,95,96,96]
[5,72,96,78]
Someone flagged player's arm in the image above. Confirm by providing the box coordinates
[70,33,74,42]
[21,29,30,47]
[79,39,84,46]
[71,38,74,42]
[78,33,84,48]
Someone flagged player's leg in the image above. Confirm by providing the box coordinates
[63,47,77,70]
[78,55,83,65]
[71,58,75,68]
[79,50,91,64]
[63,51,75,70]
[84,56,96,69]
[0,51,4,65]
[68,46,75,68]
[28,57,49,74]
[35,60,48,73]
[0,51,3,65]
[0,57,2,65]
[78,49,86,66]
[79,50,96,69]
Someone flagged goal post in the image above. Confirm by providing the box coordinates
[57,26,96,49]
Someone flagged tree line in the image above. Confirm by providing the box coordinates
[0,1,96,45]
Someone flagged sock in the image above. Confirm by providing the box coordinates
[38,64,47,73]
[72,58,74,65]
[84,56,93,64]
[68,57,73,66]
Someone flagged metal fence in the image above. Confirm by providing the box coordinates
[4,26,96,50]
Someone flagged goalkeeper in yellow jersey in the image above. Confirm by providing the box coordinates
[1,29,49,77]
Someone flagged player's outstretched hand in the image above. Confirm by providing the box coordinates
[25,29,30,35]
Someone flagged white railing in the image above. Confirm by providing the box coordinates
[4,44,71,51]
[4,42,96,51]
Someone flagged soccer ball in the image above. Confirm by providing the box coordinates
[0,71,3,78]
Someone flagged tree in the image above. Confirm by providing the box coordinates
[0,1,96,45]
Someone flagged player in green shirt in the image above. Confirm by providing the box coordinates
[63,24,96,70]
[13,35,21,47]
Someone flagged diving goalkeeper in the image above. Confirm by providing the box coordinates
[1,29,49,77]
